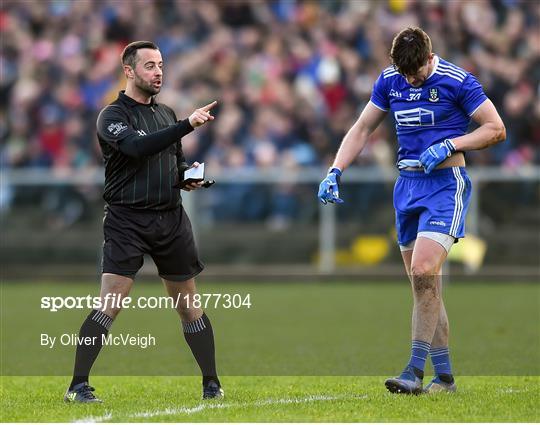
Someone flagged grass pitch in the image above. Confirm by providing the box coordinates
[1,280,539,421]
[1,376,538,422]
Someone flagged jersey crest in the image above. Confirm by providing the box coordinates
[428,87,440,102]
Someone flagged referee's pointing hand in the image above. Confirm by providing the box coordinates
[189,101,217,128]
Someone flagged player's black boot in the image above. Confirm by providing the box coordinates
[64,382,102,403]
[203,380,224,399]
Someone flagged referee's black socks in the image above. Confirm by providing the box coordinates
[69,310,113,390]
[182,313,220,387]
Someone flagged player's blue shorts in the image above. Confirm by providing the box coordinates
[393,167,472,246]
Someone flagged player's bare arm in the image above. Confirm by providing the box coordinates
[318,101,386,204]
[331,102,387,172]
[452,99,506,151]
[419,99,505,173]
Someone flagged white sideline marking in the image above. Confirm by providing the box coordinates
[74,412,112,423]
[75,394,366,423]
[498,388,527,394]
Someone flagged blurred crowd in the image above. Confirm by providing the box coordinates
[1,0,539,225]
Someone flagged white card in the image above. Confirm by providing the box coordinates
[184,163,204,180]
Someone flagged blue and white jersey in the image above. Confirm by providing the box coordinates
[370,55,488,166]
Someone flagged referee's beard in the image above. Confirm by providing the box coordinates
[134,72,161,97]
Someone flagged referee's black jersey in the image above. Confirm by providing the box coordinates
[97,91,192,210]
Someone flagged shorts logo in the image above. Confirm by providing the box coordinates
[429,220,446,226]
[429,87,440,102]
[136,129,147,136]
[107,122,128,136]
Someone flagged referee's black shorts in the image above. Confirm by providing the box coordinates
[101,204,204,281]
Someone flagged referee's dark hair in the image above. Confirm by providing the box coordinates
[390,27,432,76]
[121,41,159,69]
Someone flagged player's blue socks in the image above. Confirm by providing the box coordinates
[406,340,431,378]
[430,346,453,379]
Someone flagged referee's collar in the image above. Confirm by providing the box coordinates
[119,90,157,107]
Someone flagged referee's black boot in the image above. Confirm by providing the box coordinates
[64,382,102,403]
[203,380,224,399]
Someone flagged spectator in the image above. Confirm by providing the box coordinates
[2,0,539,223]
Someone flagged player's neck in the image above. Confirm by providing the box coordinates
[426,54,439,79]
[124,85,153,105]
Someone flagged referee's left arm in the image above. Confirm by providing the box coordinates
[97,105,194,158]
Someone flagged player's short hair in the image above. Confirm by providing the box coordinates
[121,41,159,69]
[390,27,432,76]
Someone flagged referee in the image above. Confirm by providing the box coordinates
[64,41,222,403]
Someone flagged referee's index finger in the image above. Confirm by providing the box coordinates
[201,100,217,112]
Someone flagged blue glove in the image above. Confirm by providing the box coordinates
[318,168,344,204]
[419,139,456,174]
